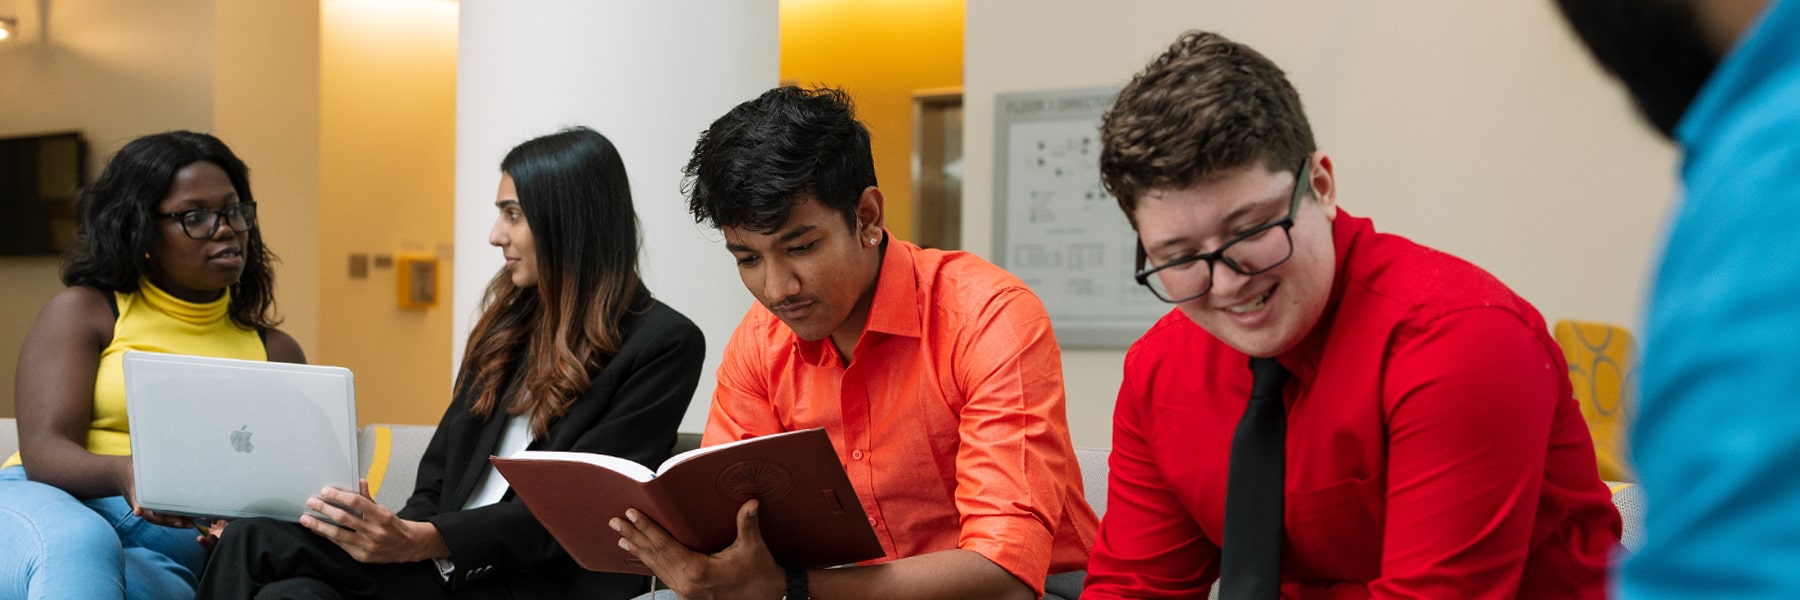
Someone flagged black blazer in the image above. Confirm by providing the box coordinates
[399,297,705,599]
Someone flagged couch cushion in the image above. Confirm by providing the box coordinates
[358,424,437,511]
[0,418,16,461]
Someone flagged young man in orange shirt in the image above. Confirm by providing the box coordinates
[612,86,1097,600]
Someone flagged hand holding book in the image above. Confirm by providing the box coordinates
[613,498,790,598]
[492,428,882,575]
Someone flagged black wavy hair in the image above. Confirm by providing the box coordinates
[681,86,877,233]
[61,130,280,329]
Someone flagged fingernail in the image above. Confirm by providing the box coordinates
[609,518,621,532]
[618,538,632,552]
[626,509,638,523]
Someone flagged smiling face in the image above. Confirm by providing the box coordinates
[489,173,539,288]
[1132,155,1339,357]
[147,161,248,303]
[724,190,886,354]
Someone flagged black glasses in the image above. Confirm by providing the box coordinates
[157,203,257,240]
[1134,161,1311,303]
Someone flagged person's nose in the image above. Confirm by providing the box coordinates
[761,260,801,303]
[488,218,506,248]
[210,214,238,240]
[1208,260,1254,299]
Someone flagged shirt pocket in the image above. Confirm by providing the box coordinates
[1286,473,1385,582]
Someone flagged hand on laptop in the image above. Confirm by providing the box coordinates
[195,518,229,551]
[131,505,195,530]
[299,478,452,564]
[121,461,200,531]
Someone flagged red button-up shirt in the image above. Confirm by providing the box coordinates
[706,234,1098,595]
[1083,211,1621,598]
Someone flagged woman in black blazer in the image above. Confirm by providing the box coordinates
[197,127,705,599]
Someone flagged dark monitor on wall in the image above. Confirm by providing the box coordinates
[0,131,88,256]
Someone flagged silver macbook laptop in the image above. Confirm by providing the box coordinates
[124,351,360,522]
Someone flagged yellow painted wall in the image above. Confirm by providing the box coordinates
[216,0,321,360]
[780,0,964,242]
[319,0,457,426]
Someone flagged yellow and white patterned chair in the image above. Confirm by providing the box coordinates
[1553,320,1638,483]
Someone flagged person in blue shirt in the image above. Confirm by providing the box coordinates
[1554,0,1800,597]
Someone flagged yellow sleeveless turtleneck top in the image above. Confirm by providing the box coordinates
[3,278,266,468]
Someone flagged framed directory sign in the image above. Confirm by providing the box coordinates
[993,86,1169,348]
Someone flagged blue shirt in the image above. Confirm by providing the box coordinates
[1621,0,1800,596]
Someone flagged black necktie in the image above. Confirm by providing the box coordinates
[1220,357,1288,599]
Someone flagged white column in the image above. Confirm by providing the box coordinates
[454,1,778,431]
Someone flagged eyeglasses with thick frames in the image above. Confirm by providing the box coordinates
[157,202,258,240]
[1134,160,1312,304]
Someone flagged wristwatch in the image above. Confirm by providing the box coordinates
[784,565,809,599]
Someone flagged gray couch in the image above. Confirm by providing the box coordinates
[0,419,1646,598]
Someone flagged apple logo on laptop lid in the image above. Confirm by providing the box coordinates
[231,425,254,453]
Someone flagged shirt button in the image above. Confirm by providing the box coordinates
[852,450,865,460]
[868,517,878,527]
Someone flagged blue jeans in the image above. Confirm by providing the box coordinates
[0,465,206,600]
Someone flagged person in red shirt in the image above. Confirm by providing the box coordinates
[610,86,1097,600]
[1080,31,1622,598]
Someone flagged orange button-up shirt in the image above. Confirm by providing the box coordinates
[705,234,1098,595]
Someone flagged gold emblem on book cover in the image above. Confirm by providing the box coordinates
[715,459,793,503]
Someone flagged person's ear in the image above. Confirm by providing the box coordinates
[854,186,885,246]
[1309,152,1338,221]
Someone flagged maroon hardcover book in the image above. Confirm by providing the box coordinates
[492,428,883,575]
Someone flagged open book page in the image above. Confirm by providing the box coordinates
[508,450,657,483]
[654,428,822,477]
[497,427,879,574]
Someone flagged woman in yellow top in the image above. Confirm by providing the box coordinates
[0,131,305,599]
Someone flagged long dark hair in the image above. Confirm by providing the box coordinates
[61,131,280,329]
[457,127,645,437]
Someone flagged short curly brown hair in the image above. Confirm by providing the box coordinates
[1100,30,1315,221]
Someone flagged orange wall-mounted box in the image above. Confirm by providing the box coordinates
[396,255,438,310]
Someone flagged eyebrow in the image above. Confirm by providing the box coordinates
[1146,192,1286,255]
[494,199,520,209]
[164,192,240,211]
[725,224,820,253]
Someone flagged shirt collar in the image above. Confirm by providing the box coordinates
[1277,207,1367,379]
[863,229,923,339]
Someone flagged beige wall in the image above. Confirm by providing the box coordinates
[216,0,322,358]
[319,0,457,426]
[966,0,1679,448]
[0,0,219,417]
